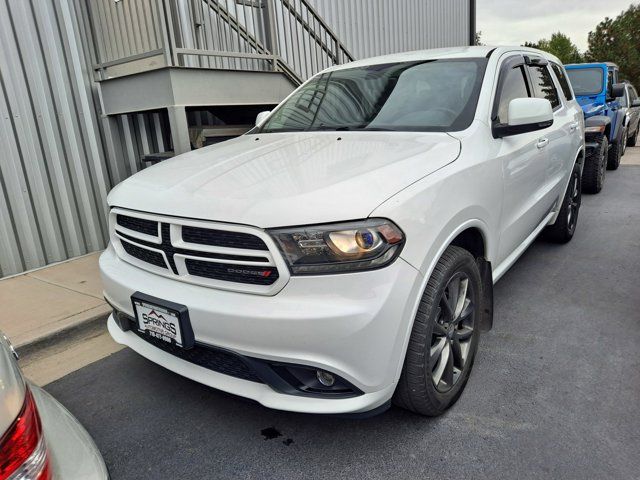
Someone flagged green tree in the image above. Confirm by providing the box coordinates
[587,4,640,87]
[523,33,583,64]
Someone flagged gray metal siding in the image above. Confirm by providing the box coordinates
[0,0,113,277]
[307,0,472,60]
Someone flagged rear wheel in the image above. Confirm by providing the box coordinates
[628,125,639,147]
[394,246,481,416]
[583,136,607,194]
[544,162,581,244]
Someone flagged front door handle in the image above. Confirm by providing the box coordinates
[569,122,579,132]
[537,138,549,149]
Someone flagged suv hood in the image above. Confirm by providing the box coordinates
[108,132,460,227]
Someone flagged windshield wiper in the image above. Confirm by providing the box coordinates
[311,124,397,132]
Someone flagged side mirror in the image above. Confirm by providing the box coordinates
[255,110,271,126]
[632,99,640,108]
[493,98,553,138]
[610,83,625,99]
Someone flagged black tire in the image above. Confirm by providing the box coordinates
[628,125,639,147]
[544,162,581,244]
[394,246,481,416]
[582,136,607,194]
[607,136,622,170]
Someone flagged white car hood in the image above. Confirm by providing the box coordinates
[108,132,460,227]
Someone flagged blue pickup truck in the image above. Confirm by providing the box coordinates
[565,62,627,193]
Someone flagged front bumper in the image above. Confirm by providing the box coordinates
[100,245,423,414]
[31,384,108,479]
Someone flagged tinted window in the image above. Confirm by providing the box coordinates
[496,66,530,124]
[566,68,604,95]
[630,87,638,102]
[551,63,573,100]
[528,66,560,109]
[260,59,488,133]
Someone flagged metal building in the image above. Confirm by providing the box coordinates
[0,0,476,278]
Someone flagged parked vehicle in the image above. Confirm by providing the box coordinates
[621,81,640,147]
[566,62,626,192]
[0,333,108,479]
[100,46,585,417]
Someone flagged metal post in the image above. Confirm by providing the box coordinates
[262,0,279,71]
[161,0,179,66]
[167,106,191,155]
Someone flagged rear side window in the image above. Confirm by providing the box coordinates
[551,63,573,101]
[496,66,530,124]
[528,66,560,109]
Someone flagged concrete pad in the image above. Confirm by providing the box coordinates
[0,274,106,348]
[28,252,104,299]
[622,146,640,165]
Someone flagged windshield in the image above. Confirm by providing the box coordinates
[259,59,488,133]
[566,68,605,96]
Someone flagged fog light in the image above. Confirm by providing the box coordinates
[316,370,335,387]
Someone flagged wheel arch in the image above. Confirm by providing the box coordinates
[408,218,495,336]
[392,218,496,391]
[448,227,494,333]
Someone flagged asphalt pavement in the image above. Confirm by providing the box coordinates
[46,163,640,480]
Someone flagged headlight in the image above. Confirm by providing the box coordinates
[269,219,405,275]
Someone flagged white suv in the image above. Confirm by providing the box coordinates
[100,46,584,416]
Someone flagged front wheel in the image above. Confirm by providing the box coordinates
[394,246,481,416]
[544,162,581,243]
[582,136,607,194]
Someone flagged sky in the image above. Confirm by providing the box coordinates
[477,0,635,51]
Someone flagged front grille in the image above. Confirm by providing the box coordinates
[185,259,279,285]
[182,226,268,251]
[117,214,158,236]
[121,240,167,269]
[131,328,262,383]
[111,209,285,293]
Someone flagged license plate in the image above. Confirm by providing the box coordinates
[131,293,194,349]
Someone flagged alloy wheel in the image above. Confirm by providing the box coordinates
[430,272,476,393]
[567,173,580,230]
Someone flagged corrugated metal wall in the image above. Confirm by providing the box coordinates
[308,0,472,60]
[0,0,110,277]
[0,0,160,278]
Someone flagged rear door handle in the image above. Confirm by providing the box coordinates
[569,122,579,132]
[537,138,549,149]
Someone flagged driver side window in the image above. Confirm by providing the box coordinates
[496,66,530,124]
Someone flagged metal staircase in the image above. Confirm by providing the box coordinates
[88,0,353,157]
